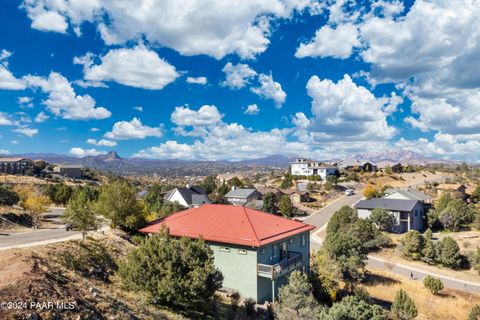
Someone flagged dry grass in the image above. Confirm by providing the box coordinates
[362,269,479,320]
[362,171,451,188]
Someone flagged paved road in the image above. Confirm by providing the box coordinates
[368,255,480,294]
[0,207,82,251]
[304,192,363,229]
[0,228,81,250]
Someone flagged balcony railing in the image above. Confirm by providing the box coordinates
[257,252,303,279]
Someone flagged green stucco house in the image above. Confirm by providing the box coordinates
[140,204,314,303]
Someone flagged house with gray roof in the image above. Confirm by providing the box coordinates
[225,187,261,206]
[164,184,210,208]
[383,188,432,204]
[354,198,424,233]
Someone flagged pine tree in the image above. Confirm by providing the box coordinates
[118,229,223,307]
[279,195,295,217]
[391,289,418,320]
[421,239,436,265]
[423,276,443,295]
[273,270,321,320]
[436,236,462,268]
[262,192,278,214]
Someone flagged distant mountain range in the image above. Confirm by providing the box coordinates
[5,150,457,176]
[342,150,456,167]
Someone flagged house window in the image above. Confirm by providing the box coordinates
[301,234,306,247]
[238,249,247,255]
[289,238,294,244]
[220,247,230,252]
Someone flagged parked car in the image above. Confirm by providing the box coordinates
[345,189,355,196]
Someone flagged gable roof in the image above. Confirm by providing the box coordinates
[225,188,258,199]
[354,198,420,212]
[384,188,432,202]
[165,186,209,205]
[139,204,314,247]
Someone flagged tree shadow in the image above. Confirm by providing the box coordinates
[363,272,401,286]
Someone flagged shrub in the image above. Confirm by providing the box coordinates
[323,296,387,320]
[391,289,418,320]
[244,298,257,317]
[423,276,443,294]
[0,186,19,206]
[118,230,223,308]
[424,228,432,240]
[469,304,480,320]
[436,236,462,269]
[364,184,381,199]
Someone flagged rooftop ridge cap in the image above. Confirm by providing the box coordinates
[241,206,261,247]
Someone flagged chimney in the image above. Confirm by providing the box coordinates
[186,184,191,189]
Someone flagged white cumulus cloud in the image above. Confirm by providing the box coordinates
[12,127,39,137]
[104,118,162,140]
[87,138,117,147]
[74,45,179,90]
[171,105,223,127]
[244,104,260,115]
[186,76,207,85]
[69,147,107,157]
[251,73,286,108]
[221,63,257,89]
[21,0,321,59]
[24,72,111,120]
[295,23,360,59]
[0,50,27,90]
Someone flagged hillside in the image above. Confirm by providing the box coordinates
[343,150,455,166]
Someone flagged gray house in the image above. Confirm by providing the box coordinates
[383,188,432,204]
[53,164,83,179]
[225,188,261,206]
[354,198,424,232]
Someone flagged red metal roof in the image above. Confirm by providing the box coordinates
[139,204,315,247]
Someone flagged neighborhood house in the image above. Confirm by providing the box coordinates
[140,204,314,303]
[225,187,261,206]
[164,185,210,207]
[290,158,338,179]
[53,164,83,179]
[354,198,424,232]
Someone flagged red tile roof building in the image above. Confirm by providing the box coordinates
[140,204,314,247]
[140,204,315,303]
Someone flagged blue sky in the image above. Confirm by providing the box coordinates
[0,0,479,161]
